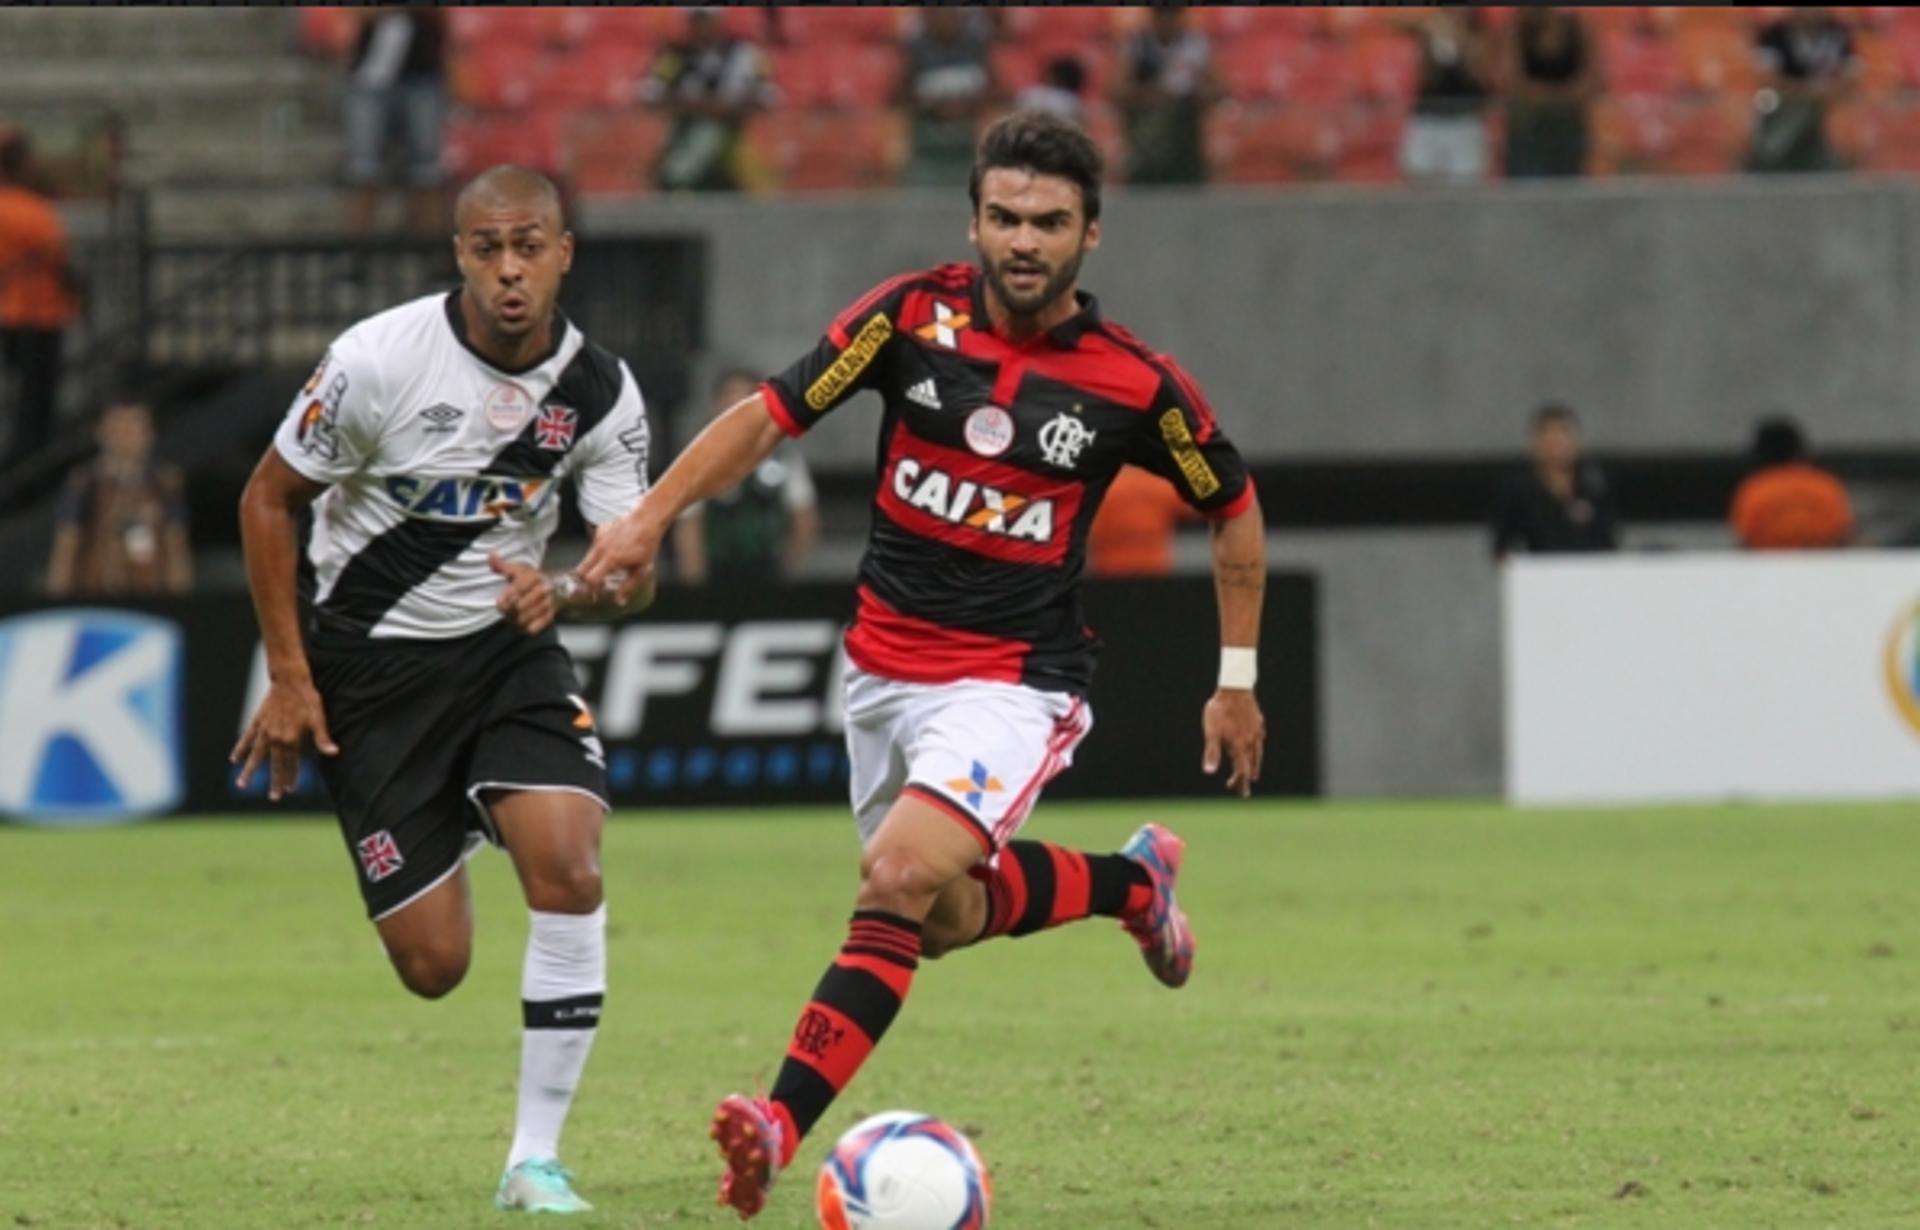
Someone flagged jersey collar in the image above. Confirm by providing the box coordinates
[969,272,1101,349]
[442,288,571,377]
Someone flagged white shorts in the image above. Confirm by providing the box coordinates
[844,666,1093,855]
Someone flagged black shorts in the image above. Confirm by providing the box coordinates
[308,620,608,919]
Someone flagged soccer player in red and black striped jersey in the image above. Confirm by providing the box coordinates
[578,110,1266,1220]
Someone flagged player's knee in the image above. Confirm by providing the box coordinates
[390,941,470,999]
[857,848,948,917]
[524,862,603,914]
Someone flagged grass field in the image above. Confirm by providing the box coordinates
[3,800,1918,1229]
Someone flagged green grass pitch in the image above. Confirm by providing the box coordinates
[3,800,1917,1228]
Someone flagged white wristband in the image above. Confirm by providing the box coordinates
[1218,647,1258,690]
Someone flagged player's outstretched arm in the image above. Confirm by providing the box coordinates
[1203,495,1267,798]
[576,393,787,600]
[232,447,338,801]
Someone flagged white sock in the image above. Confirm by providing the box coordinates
[506,904,607,1170]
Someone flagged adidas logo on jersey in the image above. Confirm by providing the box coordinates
[905,379,941,411]
[892,457,1054,543]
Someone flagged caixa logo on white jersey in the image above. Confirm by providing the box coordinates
[384,473,555,522]
[0,610,183,823]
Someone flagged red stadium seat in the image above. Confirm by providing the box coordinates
[1215,31,1301,101]
[569,110,670,196]
[448,7,548,52]
[1271,35,1360,110]
[445,107,569,179]
[450,42,539,109]
[1589,97,1670,175]
[1660,98,1752,175]
[297,7,361,58]
[547,8,663,56]
[1196,7,1315,42]
[532,44,647,109]
[1000,6,1121,46]
[1860,99,1920,173]
[1853,29,1902,98]
[1601,28,1685,98]
[1676,24,1758,96]
[781,6,910,46]
[1336,102,1407,184]
[1080,100,1127,179]
[774,43,900,109]
[1352,29,1421,106]
[747,109,904,192]
[1205,104,1335,184]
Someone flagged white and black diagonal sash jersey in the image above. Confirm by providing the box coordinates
[274,290,651,642]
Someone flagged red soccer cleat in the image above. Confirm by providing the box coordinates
[711,1093,785,1220]
[1118,823,1195,988]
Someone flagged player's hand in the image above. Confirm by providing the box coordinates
[231,676,337,802]
[489,551,558,635]
[576,511,665,605]
[1202,689,1265,798]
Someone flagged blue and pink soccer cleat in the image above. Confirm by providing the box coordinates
[1119,823,1194,989]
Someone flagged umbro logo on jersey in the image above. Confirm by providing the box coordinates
[892,457,1055,544]
[419,403,463,433]
[905,379,941,410]
[914,302,970,348]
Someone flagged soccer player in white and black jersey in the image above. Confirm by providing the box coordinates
[579,111,1267,1220]
[232,167,652,1215]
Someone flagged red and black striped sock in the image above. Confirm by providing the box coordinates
[974,840,1152,941]
[767,910,923,1165]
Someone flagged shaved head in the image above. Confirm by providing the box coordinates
[454,164,565,233]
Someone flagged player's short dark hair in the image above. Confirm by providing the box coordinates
[1752,415,1808,466]
[1532,402,1579,431]
[970,109,1104,223]
[455,164,567,231]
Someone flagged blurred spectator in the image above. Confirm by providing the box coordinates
[1113,4,1221,185]
[342,8,447,234]
[0,128,79,479]
[1748,7,1858,174]
[642,7,778,192]
[1401,9,1492,184]
[1017,55,1089,126]
[1730,416,1854,549]
[1503,6,1595,178]
[46,397,191,597]
[1493,403,1618,559]
[672,369,819,585]
[898,6,998,188]
[1089,464,1195,578]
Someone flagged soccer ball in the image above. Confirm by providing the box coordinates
[816,1110,992,1230]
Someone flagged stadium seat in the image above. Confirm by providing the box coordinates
[449,42,539,109]
[1853,28,1903,97]
[1860,99,1920,173]
[1589,97,1670,175]
[1215,31,1302,101]
[773,42,899,109]
[448,7,549,52]
[1352,28,1420,106]
[1661,97,1753,175]
[547,8,663,57]
[296,7,360,58]
[747,108,904,192]
[1601,28,1685,98]
[445,107,569,179]
[1336,102,1407,184]
[1196,7,1315,41]
[780,6,909,45]
[1272,35,1360,110]
[533,43,647,109]
[569,110,669,196]
[1080,100,1127,179]
[1000,6,1121,46]
[1676,24,1758,96]
[1206,104,1335,184]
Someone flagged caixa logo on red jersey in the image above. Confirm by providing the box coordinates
[881,451,1082,566]
[384,473,555,522]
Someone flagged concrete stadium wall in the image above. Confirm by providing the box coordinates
[582,177,1920,461]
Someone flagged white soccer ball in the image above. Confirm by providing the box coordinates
[815,1110,992,1230]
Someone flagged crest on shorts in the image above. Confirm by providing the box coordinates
[357,830,405,882]
[536,404,578,451]
[945,761,1004,811]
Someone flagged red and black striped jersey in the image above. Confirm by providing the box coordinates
[763,262,1253,695]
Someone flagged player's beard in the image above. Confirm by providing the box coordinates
[983,245,1085,320]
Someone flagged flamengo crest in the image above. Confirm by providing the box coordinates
[1038,412,1096,469]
